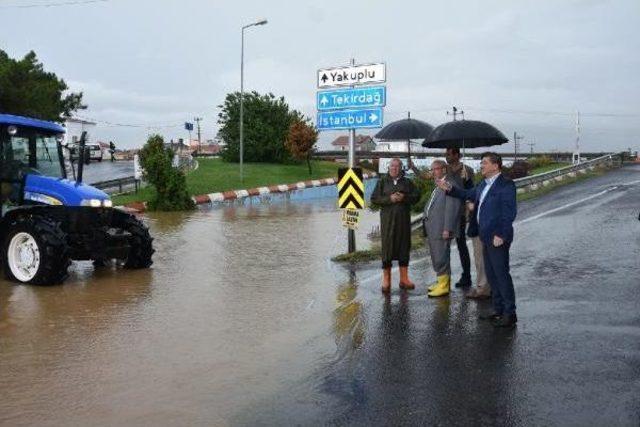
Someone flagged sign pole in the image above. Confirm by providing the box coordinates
[348,58,356,253]
[316,59,386,254]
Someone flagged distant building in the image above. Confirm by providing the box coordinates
[213,131,226,147]
[374,140,426,153]
[195,144,222,156]
[330,134,376,152]
[165,139,191,152]
[114,149,138,161]
[64,117,96,145]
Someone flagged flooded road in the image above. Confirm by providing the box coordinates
[1,166,639,426]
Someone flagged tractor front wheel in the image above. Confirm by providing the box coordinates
[2,216,70,285]
[118,216,154,269]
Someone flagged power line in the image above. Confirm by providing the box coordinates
[74,115,182,129]
[0,0,108,8]
[384,107,639,119]
[463,106,639,118]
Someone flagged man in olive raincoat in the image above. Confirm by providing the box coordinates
[370,158,420,293]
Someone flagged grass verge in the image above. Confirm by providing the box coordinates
[113,158,348,205]
[331,232,425,263]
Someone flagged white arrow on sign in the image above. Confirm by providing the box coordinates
[369,113,378,122]
[320,95,329,106]
[317,63,386,88]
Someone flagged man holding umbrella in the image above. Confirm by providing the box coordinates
[445,148,475,288]
[423,118,511,301]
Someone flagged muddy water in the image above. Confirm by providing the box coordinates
[0,200,384,426]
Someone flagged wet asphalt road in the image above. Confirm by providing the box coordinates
[76,160,134,184]
[0,165,638,426]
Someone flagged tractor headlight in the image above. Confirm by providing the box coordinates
[81,199,103,208]
[103,199,113,208]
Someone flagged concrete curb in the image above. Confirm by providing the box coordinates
[118,172,378,213]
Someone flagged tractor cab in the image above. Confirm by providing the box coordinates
[0,114,153,285]
[1,115,67,207]
[0,114,109,209]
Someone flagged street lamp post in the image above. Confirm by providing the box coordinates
[240,18,268,183]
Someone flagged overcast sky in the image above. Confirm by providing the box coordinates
[1,0,639,152]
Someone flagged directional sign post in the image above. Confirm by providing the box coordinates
[316,59,386,253]
[318,63,385,88]
[317,86,386,111]
[317,108,383,131]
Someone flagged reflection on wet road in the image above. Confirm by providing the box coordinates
[1,166,639,426]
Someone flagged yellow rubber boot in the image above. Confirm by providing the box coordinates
[427,281,439,292]
[428,274,450,298]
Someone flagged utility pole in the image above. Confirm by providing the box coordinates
[194,116,202,150]
[447,106,464,121]
[573,111,581,164]
[513,132,524,162]
[527,141,535,155]
[240,19,268,183]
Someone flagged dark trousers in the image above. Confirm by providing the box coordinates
[483,242,516,315]
[456,219,471,280]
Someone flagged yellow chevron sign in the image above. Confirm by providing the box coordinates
[337,167,365,209]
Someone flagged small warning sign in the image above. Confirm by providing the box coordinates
[341,208,360,230]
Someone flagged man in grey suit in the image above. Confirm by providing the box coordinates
[423,160,462,297]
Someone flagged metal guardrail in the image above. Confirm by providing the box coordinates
[513,153,620,189]
[408,152,623,231]
[92,176,140,194]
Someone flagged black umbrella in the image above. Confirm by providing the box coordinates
[422,120,509,149]
[375,112,434,162]
[375,112,434,140]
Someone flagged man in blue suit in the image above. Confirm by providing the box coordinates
[437,152,518,327]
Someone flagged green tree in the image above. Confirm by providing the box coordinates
[0,49,86,121]
[139,134,194,211]
[285,118,318,174]
[217,91,304,163]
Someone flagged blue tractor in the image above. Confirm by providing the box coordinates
[0,114,154,285]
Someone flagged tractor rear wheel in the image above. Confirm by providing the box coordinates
[2,216,70,285]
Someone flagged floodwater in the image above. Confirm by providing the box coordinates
[0,199,384,426]
[1,166,639,426]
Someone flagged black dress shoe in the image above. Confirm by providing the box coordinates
[479,312,502,321]
[493,313,518,328]
[455,277,472,288]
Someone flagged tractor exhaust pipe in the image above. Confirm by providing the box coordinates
[76,131,87,184]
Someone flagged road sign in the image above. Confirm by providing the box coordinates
[337,167,365,209]
[341,209,360,230]
[185,122,194,131]
[317,108,383,131]
[317,62,385,88]
[317,86,386,111]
